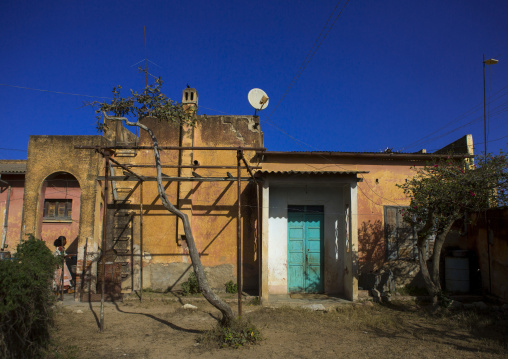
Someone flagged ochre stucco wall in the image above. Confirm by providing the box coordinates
[106,115,263,292]
[22,135,104,295]
[259,155,429,274]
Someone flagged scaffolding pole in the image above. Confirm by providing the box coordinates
[237,150,243,316]
[140,181,144,302]
[100,154,109,332]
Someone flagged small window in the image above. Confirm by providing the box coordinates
[43,199,72,221]
[384,206,417,260]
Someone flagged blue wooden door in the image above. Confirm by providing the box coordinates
[288,206,324,293]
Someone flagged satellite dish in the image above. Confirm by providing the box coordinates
[248,88,269,112]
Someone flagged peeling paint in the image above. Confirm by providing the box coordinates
[220,116,245,143]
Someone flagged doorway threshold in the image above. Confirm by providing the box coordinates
[264,293,351,309]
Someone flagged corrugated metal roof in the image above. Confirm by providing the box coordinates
[0,163,27,174]
[257,170,368,175]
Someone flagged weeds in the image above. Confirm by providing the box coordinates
[44,344,80,359]
[199,318,262,349]
[248,296,260,305]
[225,280,238,294]
[181,272,200,296]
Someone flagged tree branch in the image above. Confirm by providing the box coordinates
[103,113,234,326]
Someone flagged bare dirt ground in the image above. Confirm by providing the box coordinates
[47,294,508,359]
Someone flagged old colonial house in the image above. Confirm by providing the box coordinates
[0,88,476,303]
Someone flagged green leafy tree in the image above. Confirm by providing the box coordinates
[89,77,234,326]
[397,153,508,303]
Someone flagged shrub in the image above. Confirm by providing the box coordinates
[0,236,59,358]
[181,271,200,296]
[225,280,238,294]
[199,318,261,349]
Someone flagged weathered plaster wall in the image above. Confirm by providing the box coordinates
[445,209,508,300]
[107,114,263,292]
[190,116,262,291]
[22,135,104,295]
[0,173,25,252]
[263,175,356,300]
[259,155,427,275]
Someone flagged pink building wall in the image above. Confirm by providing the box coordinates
[38,176,81,254]
[0,174,25,252]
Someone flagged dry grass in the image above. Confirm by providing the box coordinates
[47,298,508,358]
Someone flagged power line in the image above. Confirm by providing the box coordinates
[398,85,508,152]
[257,113,405,208]
[0,83,112,99]
[197,105,234,116]
[0,147,27,152]
[403,102,508,152]
[264,0,351,123]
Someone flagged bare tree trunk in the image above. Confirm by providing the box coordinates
[417,236,440,304]
[104,114,235,326]
[416,213,457,305]
[429,220,454,290]
[416,213,440,304]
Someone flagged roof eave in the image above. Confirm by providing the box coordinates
[255,151,474,160]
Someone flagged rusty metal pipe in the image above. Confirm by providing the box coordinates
[239,152,256,180]
[100,155,109,332]
[97,176,253,182]
[98,151,143,180]
[139,181,144,302]
[110,164,262,169]
[76,145,267,151]
[256,181,262,299]
[237,150,242,317]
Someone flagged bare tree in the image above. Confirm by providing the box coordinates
[91,78,234,326]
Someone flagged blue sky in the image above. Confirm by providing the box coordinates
[1,0,507,160]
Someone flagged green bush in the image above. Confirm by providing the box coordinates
[225,280,238,294]
[199,318,262,349]
[181,271,200,296]
[0,236,59,358]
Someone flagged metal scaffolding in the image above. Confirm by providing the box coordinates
[76,145,265,331]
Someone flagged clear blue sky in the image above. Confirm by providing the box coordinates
[1,1,507,160]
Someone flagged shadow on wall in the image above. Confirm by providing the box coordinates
[358,220,384,273]
[242,183,259,295]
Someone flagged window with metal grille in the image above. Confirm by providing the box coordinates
[43,199,72,221]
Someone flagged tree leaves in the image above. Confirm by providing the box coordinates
[88,77,196,132]
[397,152,508,233]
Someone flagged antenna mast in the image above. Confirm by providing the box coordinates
[144,26,148,87]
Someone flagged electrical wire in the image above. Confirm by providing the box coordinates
[0,83,113,99]
[264,0,351,123]
[0,147,27,152]
[398,85,508,152]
